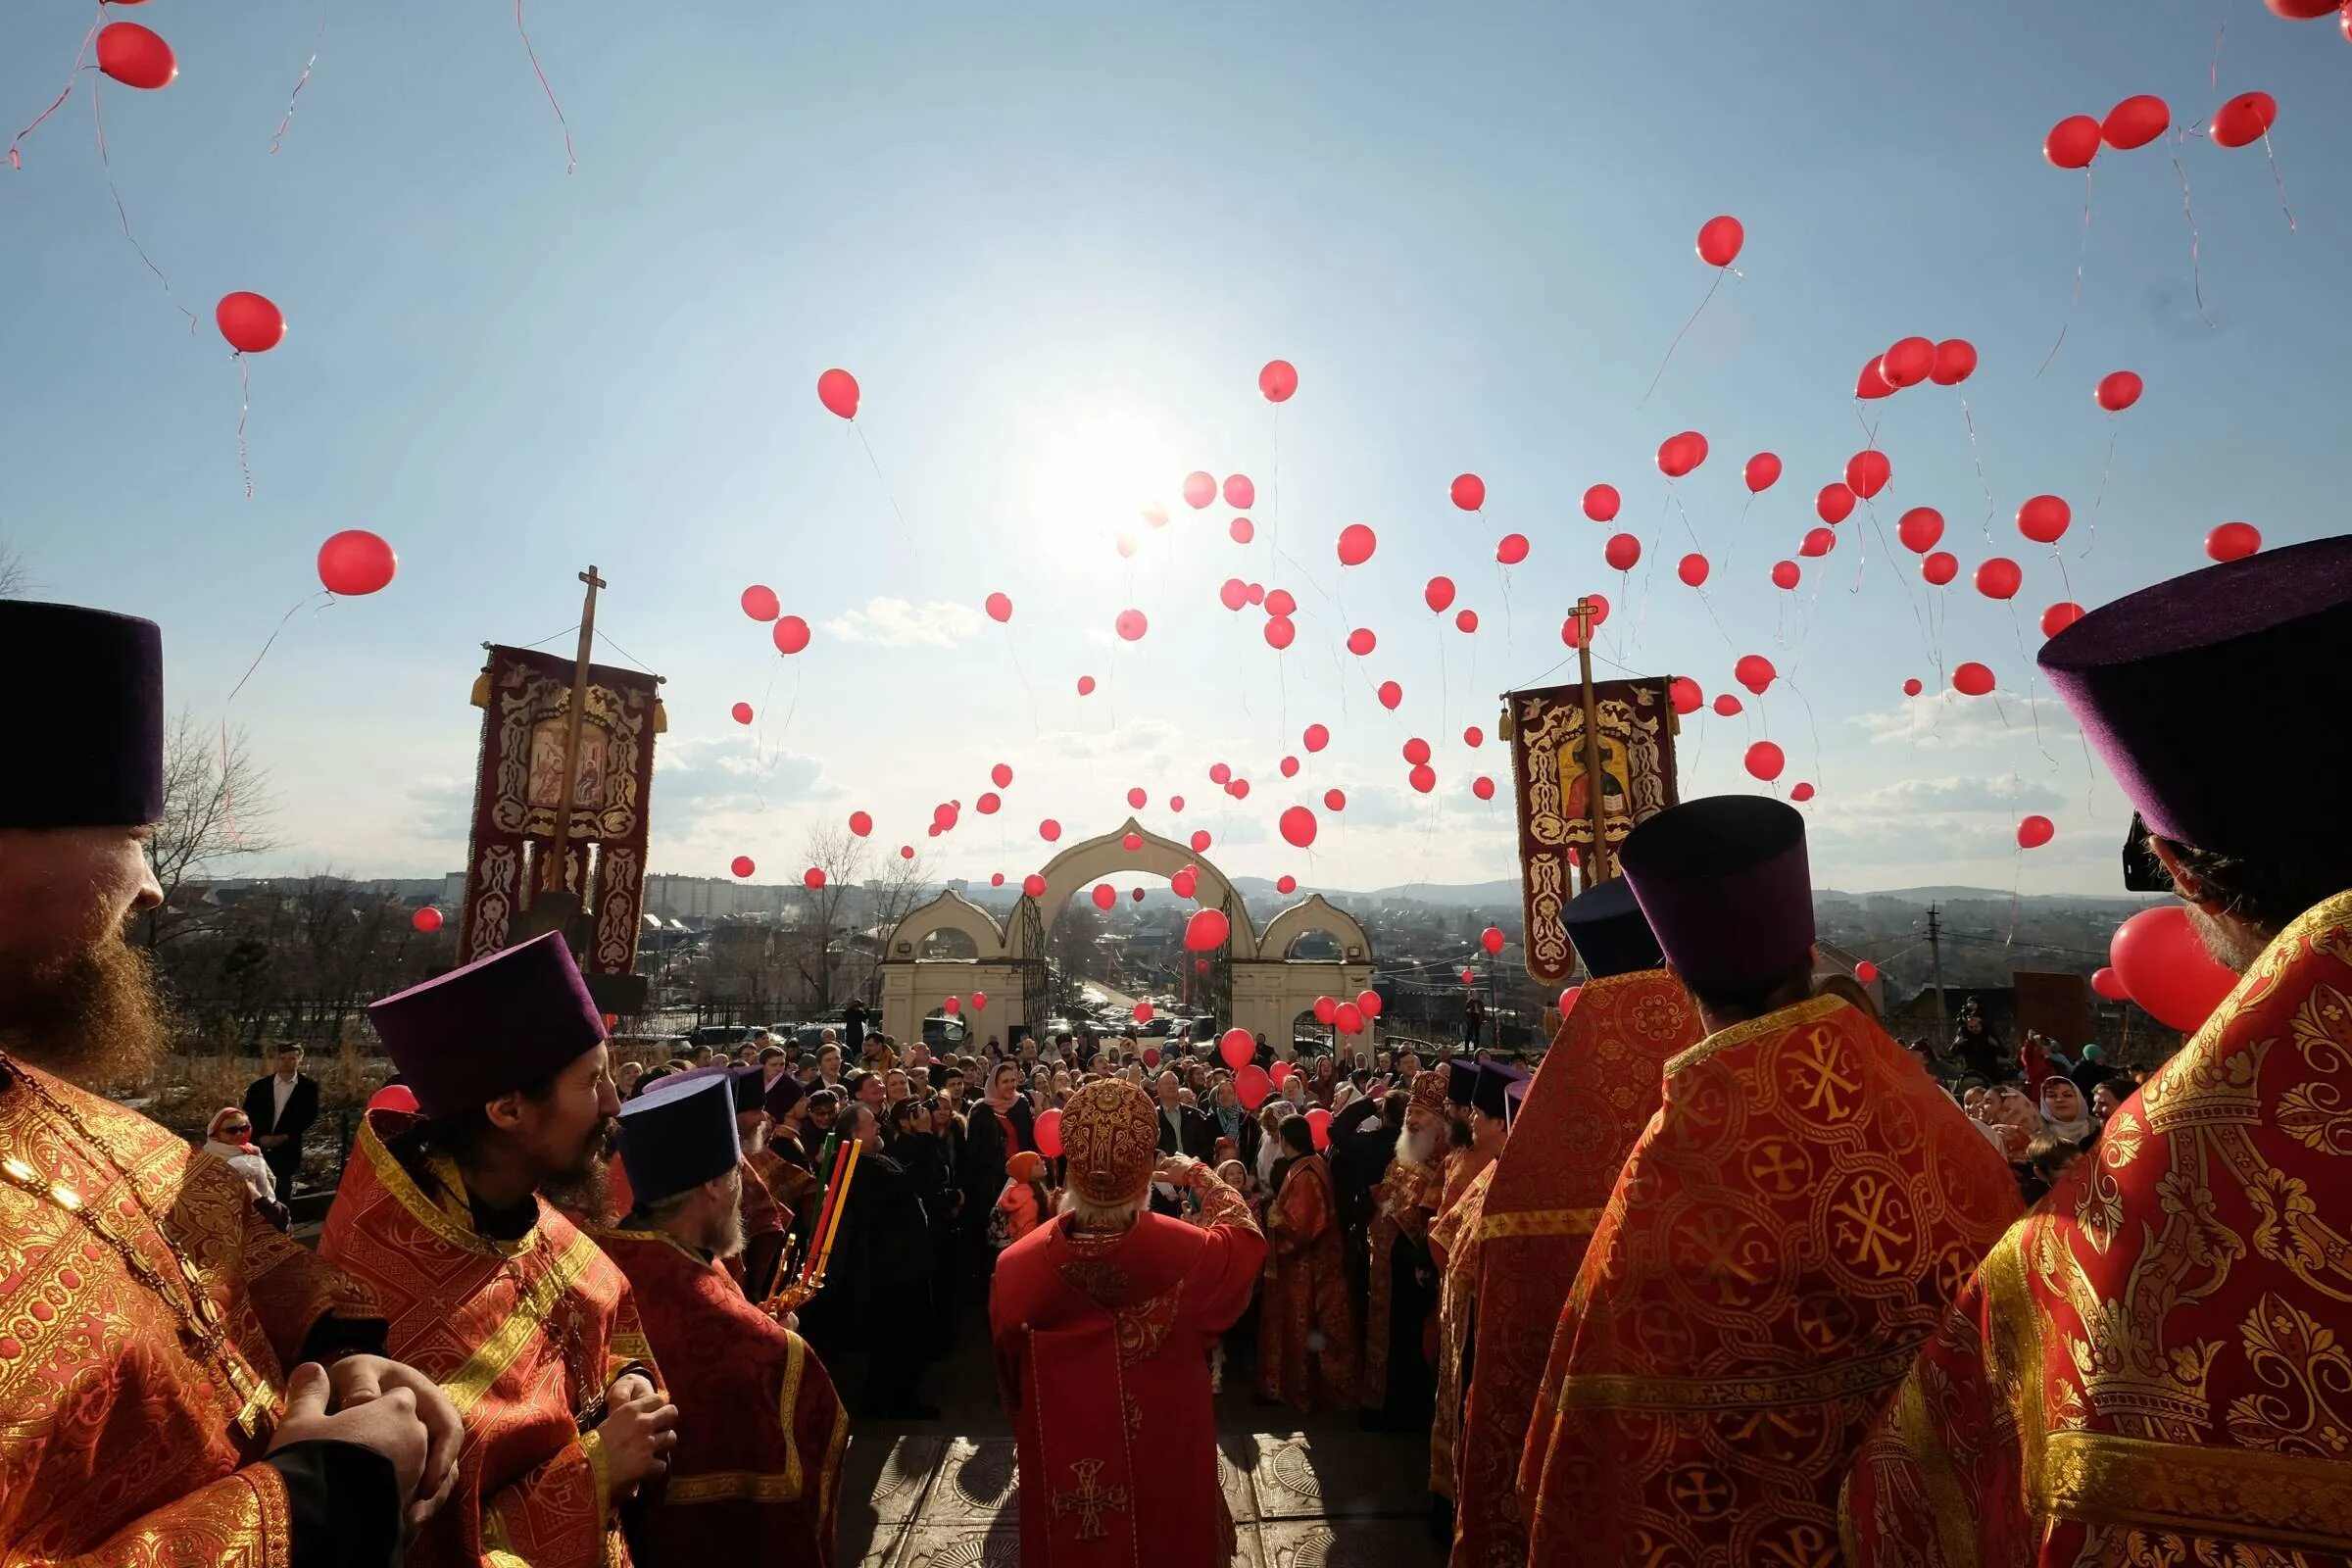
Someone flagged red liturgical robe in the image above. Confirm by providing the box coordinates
[1522,993,2021,1567]
[595,1226,849,1568]
[1450,970,1698,1568]
[1843,888,2352,1566]
[991,1173,1264,1568]
[1360,1152,1444,1409]
[1431,1159,1496,1501]
[1259,1152,1360,1412]
[321,1111,659,1568]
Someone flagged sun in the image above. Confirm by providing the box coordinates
[1025,408,1187,549]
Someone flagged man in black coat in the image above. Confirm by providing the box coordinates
[241,1041,318,1200]
[1148,1069,1215,1217]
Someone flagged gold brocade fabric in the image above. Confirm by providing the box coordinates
[1523,995,2022,1567]
[1431,1160,1497,1501]
[1360,1152,1445,1410]
[0,1060,375,1567]
[1453,970,1699,1568]
[1843,887,2352,1567]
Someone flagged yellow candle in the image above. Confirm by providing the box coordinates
[812,1141,861,1286]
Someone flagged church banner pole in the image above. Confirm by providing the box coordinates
[540,564,605,898]
[1571,598,1613,885]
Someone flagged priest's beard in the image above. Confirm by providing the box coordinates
[740,1119,768,1155]
[0,933,168,1089]
[540,1115,621,1227]
[1394,1121,1441,1169]
[704,1201,747,1260]
[2184,902,2272,976]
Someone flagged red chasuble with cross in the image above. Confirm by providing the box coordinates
[1521,993,2020,1568]
[990,1178,1265,1568]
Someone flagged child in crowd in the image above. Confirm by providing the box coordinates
[993,1150,1055,1250]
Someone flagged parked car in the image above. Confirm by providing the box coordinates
[691,1024,754,1050]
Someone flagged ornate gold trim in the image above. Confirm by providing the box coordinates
[663,1468,803,1505]
[1473,1207,1602,1245]
[1898,1371,1980,1568]
[1983,1222,2048,1510]
[1554,1341,1917,1413]
[354,1112,537,1260]
[1665,993,1846,1080]
[443,1229,606,1415]
[2037,1430,2352,1550]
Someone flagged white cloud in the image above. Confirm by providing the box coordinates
[1848,688,2080,750]
[822,597,983,649]
[1837,775,2068,815]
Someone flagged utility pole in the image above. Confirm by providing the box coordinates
[1927,905,1948,1031]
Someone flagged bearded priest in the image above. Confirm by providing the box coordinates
[1360,1068,1449,1424]
[596,1070,849,1567]
[321,931,681,1567]
[991,1078,1265,1567]
[0,600,458,1565]
[1521,797,2020,1567]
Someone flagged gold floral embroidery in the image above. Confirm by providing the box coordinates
[2227,1293,2352,1459]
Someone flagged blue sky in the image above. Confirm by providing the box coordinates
[5,2,2347,896]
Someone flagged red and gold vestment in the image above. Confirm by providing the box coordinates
[1430,1159,1496,1502]
[1843,888,2352,1566]
[1522,993,2021,1566]
[1259,1152,1359,1413]
[1360,1150,1444,1410]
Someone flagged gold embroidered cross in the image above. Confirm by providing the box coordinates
[1052,1458,1128,1542]
[1831,1174,1914,1277]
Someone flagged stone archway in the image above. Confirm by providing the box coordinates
[1236,895,1373,1059]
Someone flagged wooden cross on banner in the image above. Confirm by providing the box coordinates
[539,564,605,898]
[1568,595,1615,888]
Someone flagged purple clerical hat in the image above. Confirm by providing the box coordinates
[1619,796,1813,995]
[3,601,164,829]
[1472,1060,1525,1119]
[368,932,608,1118]
[618,1072,740,1207]
[2040,535,2352,858]
[1560,876,1666,980]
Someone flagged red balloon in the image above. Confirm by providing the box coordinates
[1771,560,1800,590]
[1604,533,1642,571]
[741,584,779,621]
[1259,359,1298,402]
[730,855,755,878]
[1040,818,1062,842]
[2101,94,2171,151]
[815,368,859,419]
[1209,762,1232,785]
[1076,675,1096,696]
[1190,827,1212,852]
[2110,905,2239,1032]
[1557,986,1582,1016]
[1115,608,1148,641]
[1582,484,1621,522]
[1735,653,1777,694]
[977,792,1001,814]
[2040,602,2085,638]
[1033,1107,1063,1157]
[367,1083,421,1116]
[1856,359,1897,399]
[1359,989,1384,1019]
[1880,338,1934,389]
[1408,764,1436,795]
[1975,558,2023,601]
[1677,553,1710,588]
[2207,521,2262,562]
[730,701,754,725]
[1743,452,1782,492]
[1142,505,1168,530]
[1923,551,1959,586]
[1333,1004,1365,1038]
[2266,0,2340,14]
[1744,741,1786,782]
[1816,484,1856,525]
[900,845,915,860]
[1091,883,1115,910]
[1279,756,1299,778]
[1480,926,1504,956]
[1221,1027,1255,1067]
[1424,576,1457,612]
[1171,866,1200,900]
[1931,339,1979,386]
[2017,495,2072,545]
[772,615,811,655]
[1799,527,1837,559]
[2044,114,2103,169]
[2091,966,2128,1002]
[1402,737,1432,765]
[1902,677,1924,697]
[1471,775,1495,801]
[1223,474,1254,509]
[97,23,177,89]
[1023,873,1048,898]
[317,530,396,595]
[1790,782,1816,803]
[983,591,1012,624]
[1265,588,1298,617]
[1337,523,1377,567]
[1264,615,1297,651]
[1220,573,1249,611]
[216,292,286,355]
[1952,662,1996,697]
[1126,786,1148,809]
[1323,788,1347,811]
[1276,875,1297,896]
[1712,693,1743,716]
[1183,471,1216,509]
[1656,431,1707,478]
[1844,449,1891,500]
[1184,907,1230,952]
[2016,815,2054,851]
[1695,215,1744,268]
[1280,806,1318,848]
[801,866,828,891]
[1896,508,1944,554]
[1346,627,1376,657]
[1303,722,1330,753]
[1854,960,1879,983]
[1169,795,1185,811]
[1229,516,1254,545]
[1450,473,1487,511]
[1464,725,1484,747]
[2094,370,2144,412]
[991,762,1014,789]
[1377,681,1402,710]
[849,808,875,836]
[1669,676,1703,715]
[1454,609,1479,634]
[1234,1065,1272,1110]
[1496,533,1530,565]
[411,906,443,933]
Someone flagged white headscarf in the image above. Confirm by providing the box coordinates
[2039,1079,2096,1142]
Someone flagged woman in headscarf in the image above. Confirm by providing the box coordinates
[202,1106,289,1231]
[2038,1076,2097,1144]
[959,1058,1036,1277]
[1255,1101,1294,1193]
[1258,1115,1358,1411]
[1981,1083,2050,1202]
[1308,1054,1341,1109]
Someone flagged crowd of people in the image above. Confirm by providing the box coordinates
[4,535,2351,1568]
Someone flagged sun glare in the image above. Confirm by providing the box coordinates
[1026,409,1186,550]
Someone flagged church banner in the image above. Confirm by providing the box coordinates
[458,645,662,983]
[1505,676,1679,984]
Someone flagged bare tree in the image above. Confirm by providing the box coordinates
[140,710,277,950]
[780,827,872,1013]
[0,539,27,599]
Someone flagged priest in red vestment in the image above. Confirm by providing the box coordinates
[0,599,458,1567]
[1360,1068,1449,1421]
[991,1078,1265,1568]
[1452,880,1700,1568]
[1429,1061,1523,1511]
[322,931,681,1568]
[1844,538,2352,1565]
[597,1071,849,1568]
[1522,797,2022,1567]
[1438,1060,1492,1216]
[1260,1112,1360,1411]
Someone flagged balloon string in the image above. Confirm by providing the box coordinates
[1955,395,1997,543]
[751,660,781,811]
[92,78,198,333]
[2168,147,2215,330]
[1725,494,1751,576]
[1637,269,1723,409]
[269,0,328,155]
[7,9,100,169]
[221,593,336,847]
[514,0,576,172]
[2082,425,2117,560]
[2037,169,2093,377]
[2006,602,2056,767]
[234,358,257,499]
[1001,626,1041,739]
[2261,128,2297,233]
[849,419,914,566]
